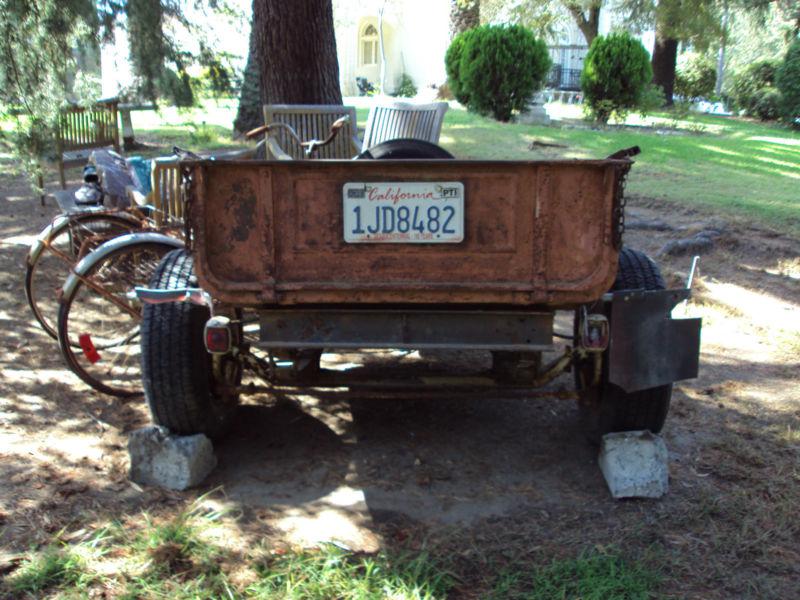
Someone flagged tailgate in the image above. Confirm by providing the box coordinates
[187,159,628,307]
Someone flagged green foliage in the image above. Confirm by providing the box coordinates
[581,32,653,124]
[481,0,564,42]
[6,545,87,594]
[128,0,167,102]
[487,550,660,600]
[776,38,800,128]
[675,52,717,100]
[246,544,454,599]
[157,66,195,107]
[752,87,782,120]
[444,29,475,106]
[186,120,219,145]
[0,0,99,189]
[197,46,235,98]
[637,83,667,118]
[446,24,551,121]
[393,73,418,98]
[727,59,780,116]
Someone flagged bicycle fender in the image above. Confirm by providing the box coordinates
[61,232,184,299]
[26,212,142,267]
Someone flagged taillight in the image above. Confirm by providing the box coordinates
[204,316,232,354]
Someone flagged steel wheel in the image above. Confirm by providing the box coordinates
[57,239,179,397]
[25,213,140,339]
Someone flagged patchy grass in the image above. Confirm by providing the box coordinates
[5,544,90,595]
[488,550,661,600]
[246,545,454,599]
[1,496,669,599]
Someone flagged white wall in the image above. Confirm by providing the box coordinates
[334,0,450,96]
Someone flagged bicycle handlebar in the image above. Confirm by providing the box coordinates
[244,115,350,158]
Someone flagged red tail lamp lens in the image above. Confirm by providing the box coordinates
[204,316,232,354]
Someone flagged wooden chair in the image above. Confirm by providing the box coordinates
[361,100,449,151]
[262,104,361,159]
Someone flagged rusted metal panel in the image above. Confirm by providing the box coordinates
[188,159,628,307]
[259,309,553,350]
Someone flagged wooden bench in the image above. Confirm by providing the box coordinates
[48,100,121,190]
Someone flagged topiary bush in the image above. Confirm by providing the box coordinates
[675,53,717,101]
[776,39,800,129]
[444,30,475,106]
[445,24,551,121]
[580,33,653,124]
[727,59,780,116]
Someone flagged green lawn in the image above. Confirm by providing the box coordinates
[128,99,799,236]
[438,107,800,235]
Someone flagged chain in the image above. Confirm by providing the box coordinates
[612,163,631,249]
[180,163,196,250]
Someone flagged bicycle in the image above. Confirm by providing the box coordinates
[51,123,346,397]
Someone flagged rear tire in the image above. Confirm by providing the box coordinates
[577,248,672,438]
[141,249,240,437]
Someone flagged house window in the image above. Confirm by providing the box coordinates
[360,24,379,66]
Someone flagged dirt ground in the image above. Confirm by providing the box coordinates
[1,166,798,598]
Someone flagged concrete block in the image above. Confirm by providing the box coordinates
[598,430,669,499]
[128,426,217,491]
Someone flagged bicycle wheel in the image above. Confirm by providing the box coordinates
[25,212,141,339]
[57,234,183,397]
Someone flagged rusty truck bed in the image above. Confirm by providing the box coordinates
[185,159,630,307]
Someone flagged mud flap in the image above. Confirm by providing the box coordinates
[608,289,701,393]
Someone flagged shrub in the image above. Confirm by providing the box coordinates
[446,24,551,121]
[776,39,800,128]
[436,81,454,100]
[675,53,717,100]
[444,30,474,106]
[752,87,782,120]
[392,73,418,98]
[580,32,653,124]
[727,59,780,115]
[637,83,667,118]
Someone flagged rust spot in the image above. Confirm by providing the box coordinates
[225,180,257,244]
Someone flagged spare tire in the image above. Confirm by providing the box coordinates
[357,138,454,160]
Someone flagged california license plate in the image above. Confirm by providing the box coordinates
[343,182,464,243]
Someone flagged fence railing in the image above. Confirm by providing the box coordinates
[546,66,582,92]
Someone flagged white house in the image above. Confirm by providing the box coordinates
[333,0,656,96]
[333,0,452,96]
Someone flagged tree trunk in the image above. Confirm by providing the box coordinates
[652,37,678,106]
[564,2,600,46]
[252,0,342,105]
[449,0,480,38]
[233,19,263,134]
